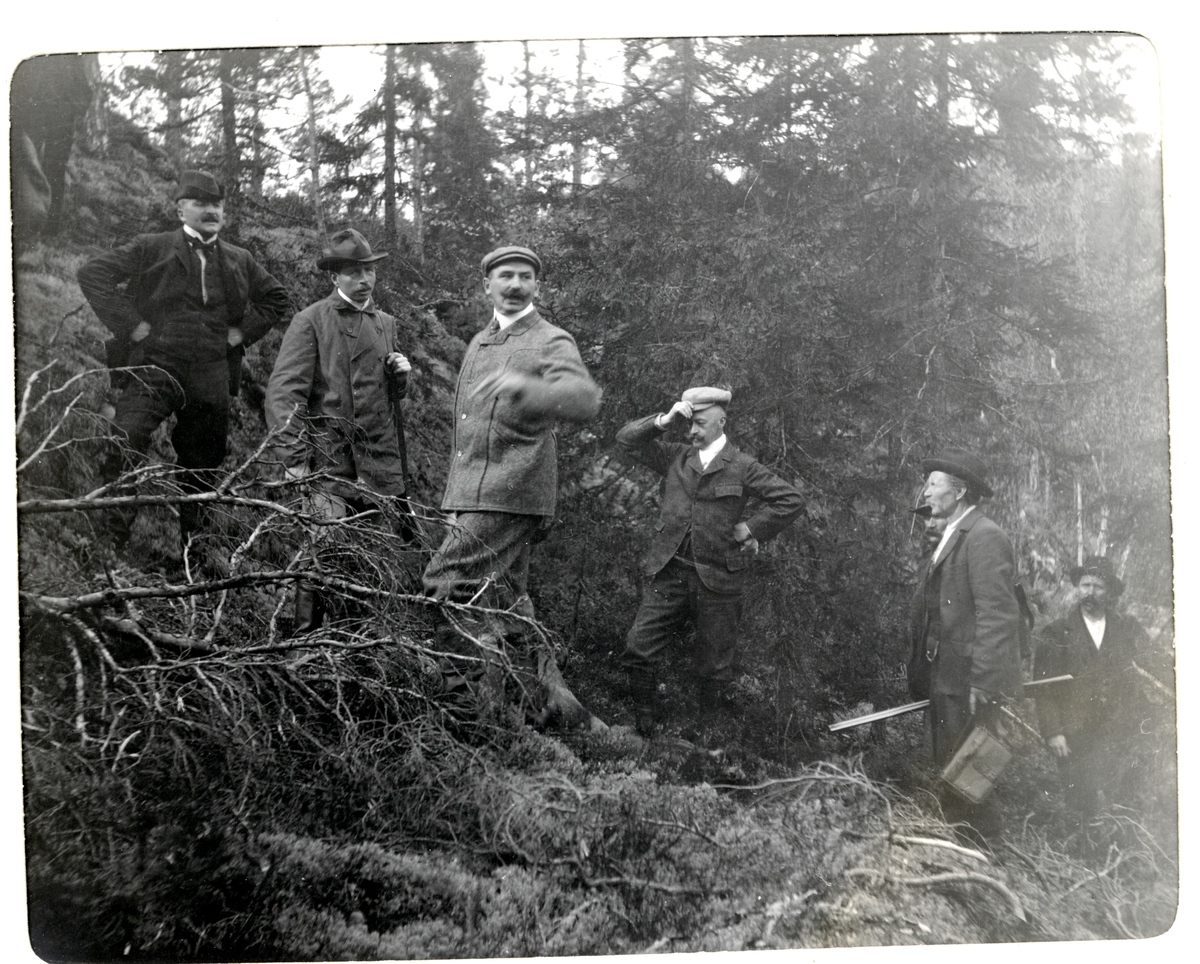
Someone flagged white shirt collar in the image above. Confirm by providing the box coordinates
[335,287,370,312]
[697,433,727,469]
[182,224,218,245]
[932,505,975,565]
[493,303,536,330]
[1082,610,1107,648]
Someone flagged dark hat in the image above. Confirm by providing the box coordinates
[174,170,225,201]
[920,446,993,498]
[681,386,732,411]
[317,228,389,271]
[481,245,542,276]
[1069,555,1125,595]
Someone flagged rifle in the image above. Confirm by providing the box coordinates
[827,675,1074,732]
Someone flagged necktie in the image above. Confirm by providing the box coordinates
[190,237,216,305]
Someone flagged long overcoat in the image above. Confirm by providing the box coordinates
[616,414,804,595]
[265,292,407,497]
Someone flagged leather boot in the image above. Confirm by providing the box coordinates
[628,670,658,737]
[292,584,326,635]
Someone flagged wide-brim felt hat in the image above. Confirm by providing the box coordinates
[481,245,542,276]
[174,170,224,201]
[317,228,389,270]
[1069,555,1125,595]
[920,446,993,498]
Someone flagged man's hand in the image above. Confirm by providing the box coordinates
[471,370,535,402]
[733,522,759,554]
[1047,734,1070,758]
[227,326,245,348]
[130,320,152,343]
[968,686,995,716]
[656,400,693,429]
[386,352,412,375]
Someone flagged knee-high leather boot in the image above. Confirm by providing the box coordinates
[628,670,658,737]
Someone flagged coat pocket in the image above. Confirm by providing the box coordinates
[725,549,750,572]
[713,484,743,498]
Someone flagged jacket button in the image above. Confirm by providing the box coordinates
[461,413,467,419]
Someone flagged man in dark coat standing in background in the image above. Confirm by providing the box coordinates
[910,447,1022,838]
[77,170,290,555]
[1033,555,1151,816]
[265,229,412,633]
[616,387,804,736]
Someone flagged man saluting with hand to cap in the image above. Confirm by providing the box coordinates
[616,387,804,735]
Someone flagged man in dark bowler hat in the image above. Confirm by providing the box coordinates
[1033,555,1152,815]
[616,386,804,736]
[909,446,1022,836]
[265,229,412,633]
[77,170,290,554]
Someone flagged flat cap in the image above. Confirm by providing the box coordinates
[174,170,224,201]
[481,245,542,276]
[317,228,389,270]
[682,386,732,411]
[920,446,993,498]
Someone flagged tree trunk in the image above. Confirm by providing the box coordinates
[572,40,585,192]
[162,50,184,168]
[523,41,534,189]
[299,51,327,240]
[217,51,239,214]
[410,105,426,264]
[383,45,398,249]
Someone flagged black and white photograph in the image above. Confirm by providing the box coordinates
[6,7,1187,960]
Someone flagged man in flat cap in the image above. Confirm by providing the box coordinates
[78,170,290,556]
[265,228,413,632]
[423,244,601,650]
[910,446,1022,836]
[1033,555,1154,817]
[616,387,804,736]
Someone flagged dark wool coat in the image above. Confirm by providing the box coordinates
[77,228,289,366]
[616,414,805,595]
[441,310,601,517]
[910,510,1023,701]
[1033,604,1149,743]
[265,292,408,497]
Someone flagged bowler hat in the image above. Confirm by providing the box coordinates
[1069,555,1125,595]
[481,245,542,276]
[681,386,732,411]
[174,170,224,201]
[920,446,993,498]
[317,228,389,270]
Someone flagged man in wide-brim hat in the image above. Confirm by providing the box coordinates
[265,228,413,633]
[1032,554,1153,816]
[908,445,1022,839]
[77,169,290,561]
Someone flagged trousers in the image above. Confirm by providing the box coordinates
[621,558,743,682]
[100,359,229,541]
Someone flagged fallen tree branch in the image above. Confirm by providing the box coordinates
[846,868,1026,922]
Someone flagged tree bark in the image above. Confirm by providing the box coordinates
[217,50,239,215]
[383,45,398,249]
[299,51,327,240]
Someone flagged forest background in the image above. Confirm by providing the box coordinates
[5,5,1194,961]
